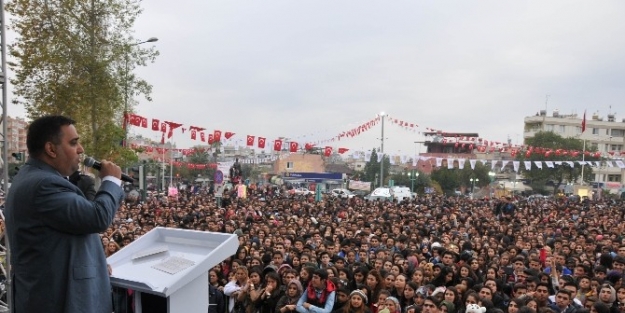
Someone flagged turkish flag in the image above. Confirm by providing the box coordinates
[324,146,332,157]
[128,114,140,126]
[140,117,148,128]
[274,140,283,151]
[208,134,214,144]
[152,119,160,131]
[305,143,314,151]
[200,132,205,142]
[225,132,235,139]
[289,142,298,152]
[258,137,266,149]
[191,130,197,140]
[246,135,255,146]
[214,130,222,142]
[338,148,349,154]
[160,122,167,133]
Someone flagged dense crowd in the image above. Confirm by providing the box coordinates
[103,184,625,313]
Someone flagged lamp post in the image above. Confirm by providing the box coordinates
[379,112,386,187]
[409,170,419,192]
[470,178,479,199]
[123,37,158,147]
[488,171,495,198]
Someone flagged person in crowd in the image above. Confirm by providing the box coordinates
[297,269,337,313]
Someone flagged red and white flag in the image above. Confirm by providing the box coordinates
[289,142,299,153]
[151,119,160,131]
[581,110,587,133]
[213,130,222,142]
[190,129,197,140]
[258,137,266,149]
[274,140,283,151]
[324,146,332,157]
[246,135,255,146]
[140,117,148,128]
[225,132,235,139]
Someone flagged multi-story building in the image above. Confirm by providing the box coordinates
[6,116,29,162]
[524,110,625,191]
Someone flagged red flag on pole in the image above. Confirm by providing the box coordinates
[258,137,266,149]
[225,132,235,139]
[338,148,349,154]
[581,110,587,133]
[208,134,214,144]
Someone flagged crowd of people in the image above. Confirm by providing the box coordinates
[103,183,625,313]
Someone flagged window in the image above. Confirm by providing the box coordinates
[286,162,294,169]
[592,128,600,135]
[559,125,566,133]
[611,145,623,151]
[546,124,554,131]
[610,129,625,137]
[608,175,622,182]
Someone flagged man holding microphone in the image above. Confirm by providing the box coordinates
[5,115,125,312]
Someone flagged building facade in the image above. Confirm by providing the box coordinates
[6,116,29,162]
[524,110,625,189]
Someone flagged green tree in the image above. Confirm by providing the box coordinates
[517,131,599,195]
[389,170,431,193]
[363,148,390,186]
[457,162,491,189]
[430,167,459,194]
[7,0,158,164]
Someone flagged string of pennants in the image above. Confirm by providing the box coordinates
[126,112,624,159]
[384,115,625,159]
[357,150,625,172]
[125,113,380,153]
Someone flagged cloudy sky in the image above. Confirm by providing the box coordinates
[9,0,625,156]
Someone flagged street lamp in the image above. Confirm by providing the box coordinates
[123,37,158,147]
[379,112,386,187]
[409,170,419,192]
[470,178,479,199]
[488,171,495,199]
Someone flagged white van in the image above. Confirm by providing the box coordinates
[391,186,413,202]
[367,186,413,202]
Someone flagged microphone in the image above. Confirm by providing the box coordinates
[83,157,135,183]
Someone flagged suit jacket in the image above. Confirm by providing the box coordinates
[5,158,125,313]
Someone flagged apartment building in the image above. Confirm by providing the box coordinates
[524,110,625,190]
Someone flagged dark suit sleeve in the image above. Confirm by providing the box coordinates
[78,175,97,201]
[34,177,124,235]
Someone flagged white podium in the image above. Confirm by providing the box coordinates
[107,227,238,313]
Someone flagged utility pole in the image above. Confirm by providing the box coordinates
[379,113,385,187]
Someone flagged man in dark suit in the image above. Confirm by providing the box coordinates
[5,115,125,313]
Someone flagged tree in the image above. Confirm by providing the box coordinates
[430,167,459,194]
[7,0,158,164]
[457,162,491,189]
[363,148,390,186]
[517,131,599,195]
[389,170,432,193]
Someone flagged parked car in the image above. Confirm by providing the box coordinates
[331,188,354,199]
[293,187,314,195]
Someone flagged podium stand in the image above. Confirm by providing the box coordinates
[107,227,238,313]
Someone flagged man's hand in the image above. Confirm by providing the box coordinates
[98,160,122,180]
[304,303,312,309]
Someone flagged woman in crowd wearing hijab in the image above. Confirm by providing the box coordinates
[277,279,303,313]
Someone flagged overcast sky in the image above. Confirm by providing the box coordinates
[9,1,625,156]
